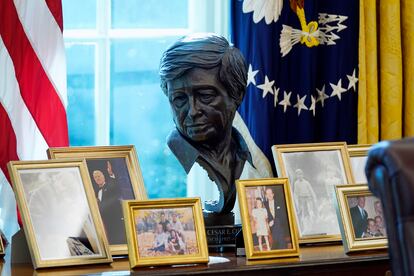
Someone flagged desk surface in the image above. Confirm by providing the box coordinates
[2,245,389,276]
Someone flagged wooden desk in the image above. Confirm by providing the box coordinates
[3,245,389,276]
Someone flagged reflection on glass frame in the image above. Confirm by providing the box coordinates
[272,142,355,244]
[7,159,112,269]
[48,145,147,255]
[122,198,208,268]
[236,178,299,260]
[334,184,388,253]
[347,144,372,184]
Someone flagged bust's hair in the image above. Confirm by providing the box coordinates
[159,33,247,106]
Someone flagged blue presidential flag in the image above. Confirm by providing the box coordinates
[231,0,359,162]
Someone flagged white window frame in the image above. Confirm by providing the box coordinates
[63,0,229,146]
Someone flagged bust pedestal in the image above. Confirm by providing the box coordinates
[203,211,241,253]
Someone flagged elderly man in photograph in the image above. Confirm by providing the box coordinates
[159,33,271,225]
[350,196,368,238]
[92,169,124,244]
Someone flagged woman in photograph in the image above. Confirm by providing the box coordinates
[252,198,271,251]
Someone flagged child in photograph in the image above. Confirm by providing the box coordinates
[375,215,387,236]
[293,169,317,233]
[252,198,271,251]
[167,229,186,254]
[362,218,383,238]
[149,223,168,252]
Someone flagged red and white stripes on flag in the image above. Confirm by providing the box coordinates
[0,0,68,228]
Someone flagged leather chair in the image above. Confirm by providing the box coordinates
[365,138,414,276]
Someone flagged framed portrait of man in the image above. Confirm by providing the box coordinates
[272,142,355,243]
[48,145,147,255]
[335,184,387,253]
[122,198,208,268]
[347,144,372,184]
[7,159,112,269]
[236,178,299,260]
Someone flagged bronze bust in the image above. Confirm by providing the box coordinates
[159,34,253,219]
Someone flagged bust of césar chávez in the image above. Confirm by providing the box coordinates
[159,33,254,216]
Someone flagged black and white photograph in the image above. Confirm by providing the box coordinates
[282,151,347,237]
[349,156,368,184]
[272,143,354,242]
[347,145,371,184]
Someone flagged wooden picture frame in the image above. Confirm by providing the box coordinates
[236,178,299,260]
[7,159,112,269]
[272,142,355,243]
[347,144,371,184]
[47,145,146,255]
[334,184,387,253]
[122,198,208,268]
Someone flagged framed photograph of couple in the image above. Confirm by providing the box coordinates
[122,198,208,268]
[348,144,372,184]
[7,159,112,269]
[236,178,299,260]
[47,145,147,255]
[272,142,355,243]
[334,184,387,253]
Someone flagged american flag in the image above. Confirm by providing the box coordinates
[0,0,68,241]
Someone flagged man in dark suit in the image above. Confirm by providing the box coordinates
[350,196,368,238]
[264,187,290,249]
[92,169,124,245]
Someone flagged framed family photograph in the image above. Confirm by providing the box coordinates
[48,145,147,255]
[122,198,208,268]
[236,178,299,260]
[272,142,355,243]
[348,144,371,184]
[7,159,112,269]
[334,184,387,253]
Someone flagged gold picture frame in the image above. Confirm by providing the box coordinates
[334,184,387,253]
[347,144,372,184]
[236,178,300,260]
[48,145,147,255]
[7,159,112,269]
[0,236,4,256]
[123,198,209,268]
[272,142,355,244]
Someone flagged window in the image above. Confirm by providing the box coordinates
[63,0,229,198]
